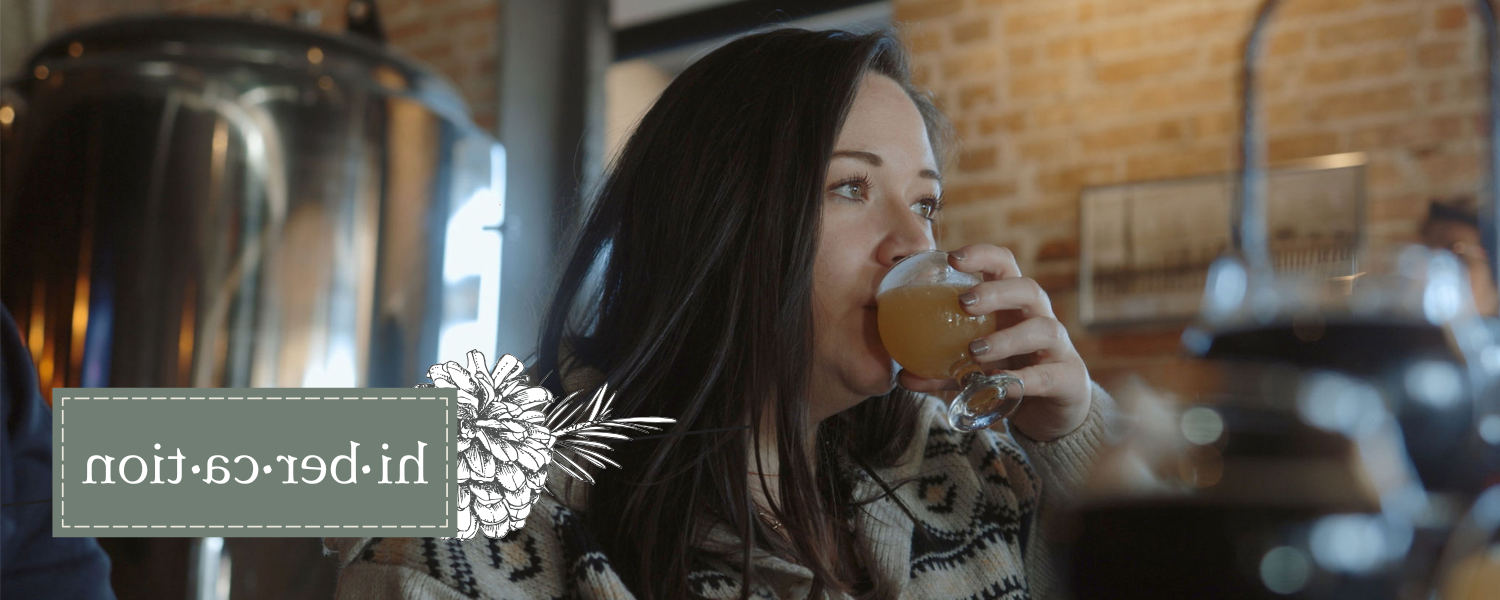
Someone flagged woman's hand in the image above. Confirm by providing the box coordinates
[896,243,1092,442]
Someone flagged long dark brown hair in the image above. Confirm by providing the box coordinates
[532,27,955,600]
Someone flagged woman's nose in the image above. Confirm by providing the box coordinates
[879,209,934,267]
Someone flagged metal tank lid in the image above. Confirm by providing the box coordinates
[10,14,476,128]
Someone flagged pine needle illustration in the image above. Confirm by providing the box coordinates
[545,384,675,484]
[417,351,673,540]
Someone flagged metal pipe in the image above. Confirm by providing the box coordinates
[1236,0,1280,270]
[1475,1,1500,298]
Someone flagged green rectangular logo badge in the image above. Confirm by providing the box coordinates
[52,388,458,537]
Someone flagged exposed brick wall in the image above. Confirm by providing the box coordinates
[47,0,501,132]
[895,0,1487,383]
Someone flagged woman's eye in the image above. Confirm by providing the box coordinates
[912,198,940,221]
[833,182,867,202]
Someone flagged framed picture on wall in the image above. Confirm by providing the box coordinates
[1079,152,1367,329]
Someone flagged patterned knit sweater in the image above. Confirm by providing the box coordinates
[324,374,1115,600]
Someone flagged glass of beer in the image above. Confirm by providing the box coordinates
[878,251,1024,431]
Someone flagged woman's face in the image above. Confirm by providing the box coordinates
[807,73,942,423]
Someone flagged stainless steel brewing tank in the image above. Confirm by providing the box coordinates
[0,15,504,396]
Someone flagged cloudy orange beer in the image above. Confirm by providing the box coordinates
[877,284,997,380]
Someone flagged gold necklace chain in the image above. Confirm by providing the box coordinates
[756,508,783,530]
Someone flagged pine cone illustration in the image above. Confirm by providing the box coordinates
[420,350,674,540]
[422,351,553,539]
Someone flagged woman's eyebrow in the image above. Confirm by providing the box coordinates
[831,150,942,183]
[832,150,883,166]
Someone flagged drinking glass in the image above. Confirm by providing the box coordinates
[878,251,1025,430]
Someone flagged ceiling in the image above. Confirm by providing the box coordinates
[609,0,742,29]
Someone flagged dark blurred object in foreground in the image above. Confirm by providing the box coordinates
[1065,368,1428,600]
[2,304,117,600]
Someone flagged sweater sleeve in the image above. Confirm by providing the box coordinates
[323,498,640,600]
[1012,382,1117,506]
[1010,382,1117,600]
[333,561,489,600]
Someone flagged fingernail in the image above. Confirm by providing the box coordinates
[958,291,978,307]
[969,339,989,357]
[950,250,967,261]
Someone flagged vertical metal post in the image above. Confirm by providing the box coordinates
[188,537,229,600]
[1237,0,1282,271]
[1474,1,1500,295]
[495,0,611,363]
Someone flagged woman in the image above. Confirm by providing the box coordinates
[327,27,1112,600]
